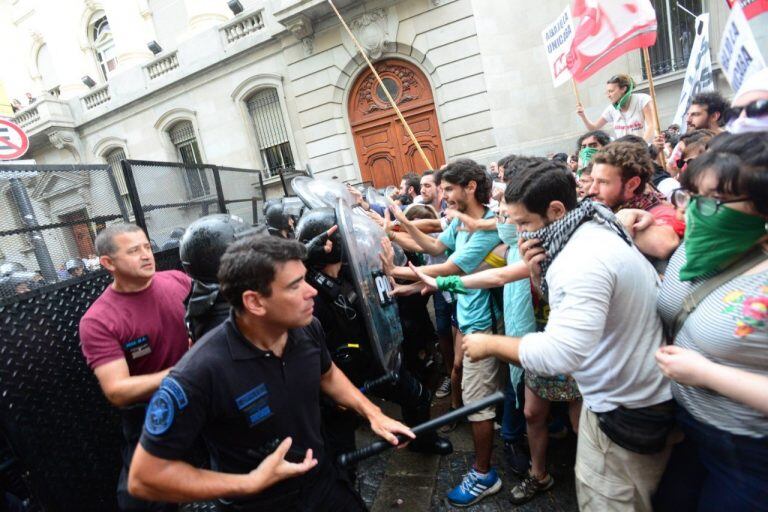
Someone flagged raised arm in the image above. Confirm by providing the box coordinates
[642,102,657,143]
[576,104,607,131]
[387,205,447,256]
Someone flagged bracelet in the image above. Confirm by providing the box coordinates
[436,275,467,295]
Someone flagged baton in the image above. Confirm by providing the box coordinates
[338,391,504,467]
[358,371,398,394]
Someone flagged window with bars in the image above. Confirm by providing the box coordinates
[105,147,132,211]
[247,88,295,178]
[644,0,705,78]
[169,121,211,199]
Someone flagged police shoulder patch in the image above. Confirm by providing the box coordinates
[161,376,188,410]
[145,389,175,436]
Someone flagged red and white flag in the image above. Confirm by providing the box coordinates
[725,0,768,20]
[566,0,658,83]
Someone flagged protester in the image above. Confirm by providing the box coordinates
[668,129,716,179]
[399,172,421,203]
[577,163,593,199]
[383,159,504,507]
[589,141,682,260]
[725,68,768,134]
[652,133,768,511]
[462,160,673,511]
[685,92,727,134]
[576,74,655,141]
[575,130,610,168]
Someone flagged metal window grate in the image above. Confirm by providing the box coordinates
[644,0,704,78]
[169,120,196,146]
[247,88,290,149]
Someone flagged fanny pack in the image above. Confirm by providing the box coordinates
[596,400,676,454]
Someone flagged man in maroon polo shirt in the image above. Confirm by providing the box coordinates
[79,223,191,511]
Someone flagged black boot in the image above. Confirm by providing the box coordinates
[407,431,453,455]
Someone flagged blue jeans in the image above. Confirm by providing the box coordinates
[653,406,768,512]
[501,371,526,443]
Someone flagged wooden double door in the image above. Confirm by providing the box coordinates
[348,59,445,188]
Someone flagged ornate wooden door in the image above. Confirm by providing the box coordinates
[348,59,445,188]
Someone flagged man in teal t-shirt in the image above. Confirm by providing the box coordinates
[387,160,505,507]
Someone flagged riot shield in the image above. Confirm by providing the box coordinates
[292,176,354,209]
[335,197,402,374]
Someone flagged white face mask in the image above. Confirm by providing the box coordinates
[727,115,768,134]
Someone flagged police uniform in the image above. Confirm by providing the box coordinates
[139,312,366,511]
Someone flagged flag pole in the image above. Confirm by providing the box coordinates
[571,79,582,106]
[327,0,434,170]
[642,47,667,168]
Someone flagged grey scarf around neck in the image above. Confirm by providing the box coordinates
[519,200,632,295]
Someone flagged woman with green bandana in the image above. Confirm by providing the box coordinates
[576,74,656,142]
[653,132,768,511]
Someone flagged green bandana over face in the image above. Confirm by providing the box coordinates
[679,198,766,281]
[578,146,598,168]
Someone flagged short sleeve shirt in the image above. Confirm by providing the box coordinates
[601,93,651,138]
[139,313,333,502]
[79,270,192,375]
[438,208,503,333]
[658,243,768,438]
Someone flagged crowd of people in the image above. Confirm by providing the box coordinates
[65,67,768,512]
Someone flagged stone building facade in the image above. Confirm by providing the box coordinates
[0,0,764,276]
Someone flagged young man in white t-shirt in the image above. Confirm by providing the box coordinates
[462,161,673,512]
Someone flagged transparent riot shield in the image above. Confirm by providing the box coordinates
[292,176,354,210]
[335,197,402,374]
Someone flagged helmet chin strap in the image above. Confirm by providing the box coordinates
[613,80,635,110]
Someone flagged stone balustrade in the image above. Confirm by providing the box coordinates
[12,106,41,129]
[220,10,264,45]
[144,51,180,80]
[81,85,111,110]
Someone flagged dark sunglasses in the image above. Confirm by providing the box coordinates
[723,99,768,125]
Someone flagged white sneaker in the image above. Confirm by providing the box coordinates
[435,376,451,399]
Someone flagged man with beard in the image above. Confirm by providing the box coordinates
[589,142,682,260]
[685,92,727,134]
[385,159,504,507]
[462,161,673,512]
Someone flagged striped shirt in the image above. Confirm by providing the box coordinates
[658,243,768,438]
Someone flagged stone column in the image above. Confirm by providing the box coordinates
[102,0,154,69]
[184,0,231,35]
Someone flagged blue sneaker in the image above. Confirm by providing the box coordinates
[446,467,502,507]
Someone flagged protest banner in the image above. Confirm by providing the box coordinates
[542,5,576,88]
[719,1,766,93]
[725,0,768,21]
[673,14,714,134]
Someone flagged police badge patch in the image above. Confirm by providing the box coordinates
[145,389,175,435]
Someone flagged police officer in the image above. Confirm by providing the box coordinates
[128,235,413,510]
[264,202,295,239]
[295,208,452,471]
[65,258,87,277]
[179,214,266,343]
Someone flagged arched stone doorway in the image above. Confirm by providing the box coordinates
[348,59,445,188]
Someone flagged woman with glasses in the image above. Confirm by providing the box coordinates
[724,68,768,134]
[576,74,656,142]
[653,133,768,511]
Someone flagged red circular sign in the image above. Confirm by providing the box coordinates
[0,119,30,160]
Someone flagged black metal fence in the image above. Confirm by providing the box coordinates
[0,159,302,510]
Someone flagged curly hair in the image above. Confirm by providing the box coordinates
[436,159,492,204]
[593,141,653,194]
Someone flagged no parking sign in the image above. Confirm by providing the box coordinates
[0,119,29,160]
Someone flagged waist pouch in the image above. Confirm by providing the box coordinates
[596,400,676,454]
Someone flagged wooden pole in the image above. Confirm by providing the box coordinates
[327,0,434,170]
[571,79,582,106]
[642,47,667,168]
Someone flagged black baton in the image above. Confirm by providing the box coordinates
[358,371,398,393]
[338,391,504,467]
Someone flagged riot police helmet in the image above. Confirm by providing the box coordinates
[264,203,295,238]
[295,207,342,268]
[65,258,86,276]
[180,214,264,283]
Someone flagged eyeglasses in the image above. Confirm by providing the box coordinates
[723,99,768,124]
[671,189,750,216]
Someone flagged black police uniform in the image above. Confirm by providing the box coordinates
[139,312,366,512]
[307,269,449,469]
[185,280,230,344]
